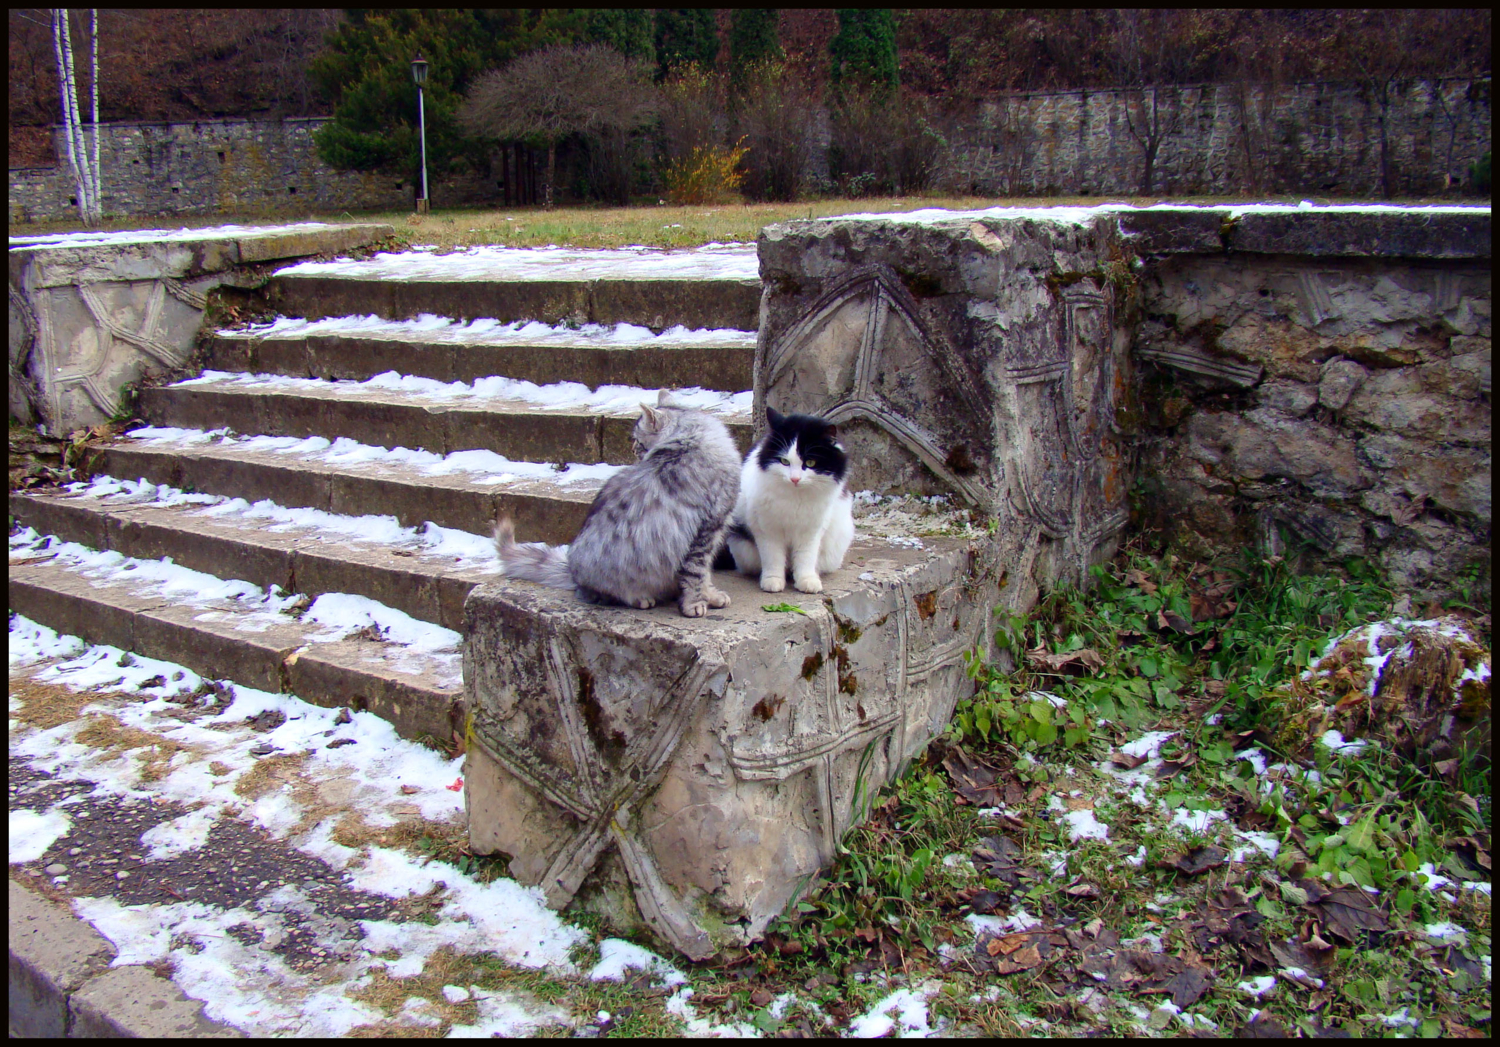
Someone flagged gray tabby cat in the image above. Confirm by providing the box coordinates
[494,391,740,617]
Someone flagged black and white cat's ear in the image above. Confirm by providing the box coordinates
[825,423,837,440]
[766,406,785,428]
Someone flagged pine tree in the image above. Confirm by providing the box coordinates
[654,9,719,80]
[729,10,782,86]
[829,9,898,98]
[585,9,654,62]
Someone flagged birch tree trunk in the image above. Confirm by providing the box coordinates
[54,9,98,224]
[91,8,101,219]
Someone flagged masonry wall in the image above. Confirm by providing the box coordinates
[7,117,506,223]
[1120,209,1491,604]
[938,78,1491,198]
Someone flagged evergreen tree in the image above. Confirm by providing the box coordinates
[829,9,898,97]
[729,9,782,85]
[654,9,720,80]
[311,9,587,177]
[584,9,654,62]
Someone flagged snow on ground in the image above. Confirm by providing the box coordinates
[224,313,758,346]
[123,425,623,489]
[805,201,1490,228]
[9,222,344,250]
[9,615,590,1036]
[171,368,753,417]
[588,938,687,987]
[847,982,944,1037]
[274,242,760,283]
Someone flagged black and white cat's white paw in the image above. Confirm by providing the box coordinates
[793,573,823,594]
[759,573,787,593]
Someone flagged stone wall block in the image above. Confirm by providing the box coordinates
[1317,357,1369,410]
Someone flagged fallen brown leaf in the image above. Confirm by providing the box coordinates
[1025,646,1106,673]
[750,988,773,1006]
[1156,608,1199,634]
[1164,845,1227,876]
[1125,568,1157,593]
[1309,887,1387,944]
[1110,750,1149,770]
[1064,882,1099,898]
[994,943,1044,974]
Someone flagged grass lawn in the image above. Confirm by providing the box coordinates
[9,191,1473,253]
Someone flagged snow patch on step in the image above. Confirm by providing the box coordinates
[10,527,461,686]
[172,368,754,417]
[272,241,759,282]
[123,426,623,488]
[64,475,500,572]
[223,312,757,346]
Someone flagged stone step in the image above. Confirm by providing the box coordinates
[138,376,755,466]
[9,483,498,634]
[202,322,756,392]
[81,431,602,544]
[8,549,464,747]
[265,244,762,332]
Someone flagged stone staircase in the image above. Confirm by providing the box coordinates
[9,247,763,749]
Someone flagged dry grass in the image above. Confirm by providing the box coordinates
[8,675,114,730]
[10,191,1465,254]
[72,711,191,781]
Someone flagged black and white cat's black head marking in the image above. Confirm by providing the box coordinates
[755,408,848,486]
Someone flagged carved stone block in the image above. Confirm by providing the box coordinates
[464,540,996,959]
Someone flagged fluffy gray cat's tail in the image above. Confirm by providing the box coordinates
[494,516,574,589]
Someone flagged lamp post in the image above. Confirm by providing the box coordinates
[411,54,430,214]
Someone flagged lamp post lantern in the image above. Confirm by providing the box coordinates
[411,54,430,214]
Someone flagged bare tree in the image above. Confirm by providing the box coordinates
[52,8,99,224]
[459,43,658,210]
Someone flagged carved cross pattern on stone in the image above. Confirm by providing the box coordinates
[469,635,726,960]
[764,264,995,509]
[1007,286,1128,580]
[726,578,989,863]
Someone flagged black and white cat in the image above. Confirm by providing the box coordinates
[725,408,855,594]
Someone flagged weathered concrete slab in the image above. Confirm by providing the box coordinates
[464,536,997,958]
[9,222,392,433]
[9,879,116,1038]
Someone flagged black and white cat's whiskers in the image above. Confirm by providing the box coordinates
[726,408,855,595]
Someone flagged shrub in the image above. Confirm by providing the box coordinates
[663,140,748,205]
[732,59,818,202]
[830,89,947,196]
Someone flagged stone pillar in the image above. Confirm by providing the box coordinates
[756,208,1137,602]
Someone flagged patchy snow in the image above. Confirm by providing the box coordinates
[1230,830,1281,863]
[9,615,590,1036]
[664,987,762,1037]
[171,368,753,418]
[1170,806,1228,835]
[9,808,73,863]
[1120,731,1176,759]
[124,425,623,490]
[588,939,687,987]
[800,201,1490,230]
[1025,690,1068,709]
[10,222,343,250]
[1319,729,1369,756]
[1422,922,1467,942]
[225,313,757,346]
[847,982,942,1038]
[1234,747,1267,775]
[1062,808,1110,842]
[274,242,760,283]
[966,908,1042,938]
[1236,975,1277,999]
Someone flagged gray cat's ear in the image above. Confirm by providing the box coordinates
[657,388,673,406]
[639,404,660,428]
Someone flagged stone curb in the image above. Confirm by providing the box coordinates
[9,879,244,1037]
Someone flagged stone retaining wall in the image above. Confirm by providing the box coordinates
[940,78,1491,198]
[1118,207,1490,602]
[7,117,502,223]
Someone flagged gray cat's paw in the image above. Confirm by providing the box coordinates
[705,587,731,608]
[679,598,708,617]
[634,597,656,609]
[793,574,823,594]
[759,575,786,593]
